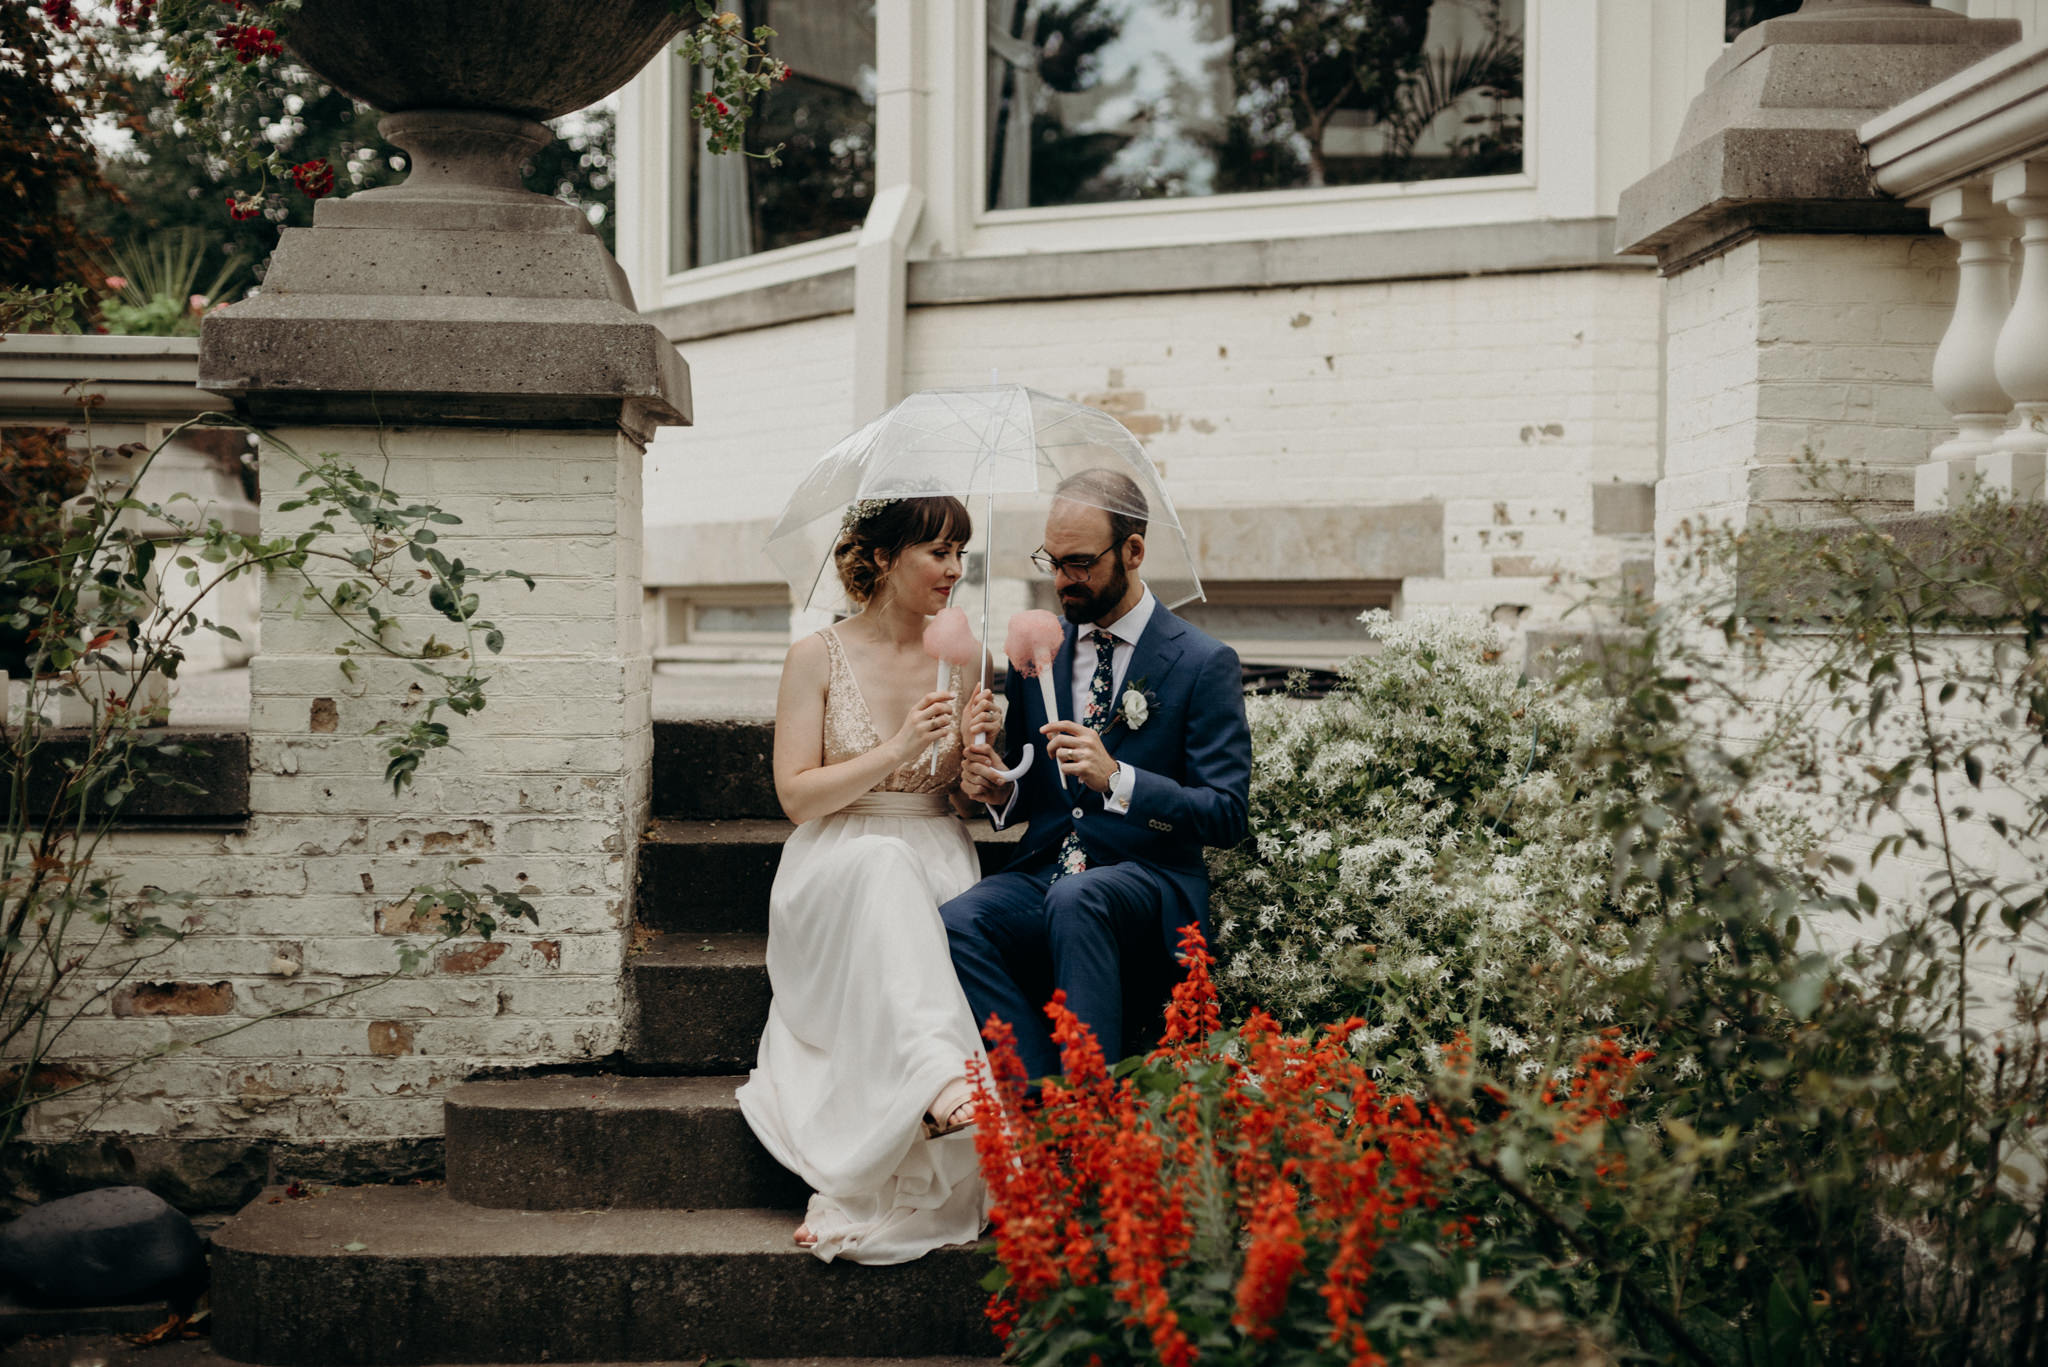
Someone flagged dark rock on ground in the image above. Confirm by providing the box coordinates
[0,1187,202,1307]
[1,1137,444,1220]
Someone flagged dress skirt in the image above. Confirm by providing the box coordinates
[734,791,989,1264]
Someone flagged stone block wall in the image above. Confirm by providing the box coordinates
[642,268,1665,627]
[30,426,650,1149]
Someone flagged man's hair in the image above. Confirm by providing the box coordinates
[1054,469,1148,552]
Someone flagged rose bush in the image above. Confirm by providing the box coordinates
[30,0,784,214]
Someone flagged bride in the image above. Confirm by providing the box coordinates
[735,494,990,1264]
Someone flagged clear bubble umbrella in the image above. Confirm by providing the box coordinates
[766,384,1203,623]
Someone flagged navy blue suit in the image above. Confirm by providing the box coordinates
[939,602,1252,1078]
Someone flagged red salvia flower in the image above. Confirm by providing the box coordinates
[969,926,1530,1367]
[1234,1178,1305,1338]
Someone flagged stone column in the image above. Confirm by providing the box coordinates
[195,13,690,1144]
[1616,0,2017,546]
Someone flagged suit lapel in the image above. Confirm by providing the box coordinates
[1104,605,1185,752]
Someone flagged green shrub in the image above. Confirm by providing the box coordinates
[1210,610,1645,1087]
[1201,474,2048,1364]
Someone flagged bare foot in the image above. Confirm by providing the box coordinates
[793,1222,818,1248]
[923,1076,977,1138]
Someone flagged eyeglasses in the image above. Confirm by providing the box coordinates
[1031,543,1118,577]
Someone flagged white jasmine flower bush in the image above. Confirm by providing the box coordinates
[1210,610,1650,1083]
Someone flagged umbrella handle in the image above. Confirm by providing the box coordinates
[991,745,1034,785]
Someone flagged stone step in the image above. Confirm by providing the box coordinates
[444,1074,807,1211]
[636,819,1023,935]
[628,932,767,1072]
[650,719,779,821]
[211,1186,997,1364]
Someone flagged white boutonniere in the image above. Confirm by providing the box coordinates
[1119,678,1153,731]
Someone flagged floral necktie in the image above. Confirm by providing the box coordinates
[1051,629,1119,882]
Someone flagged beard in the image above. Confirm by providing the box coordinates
[1059,555,1130,625]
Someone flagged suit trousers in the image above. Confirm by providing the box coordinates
[939,857,1175,1081]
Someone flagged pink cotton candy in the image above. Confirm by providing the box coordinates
[922,606,982,668]
[1004,609,1066,676]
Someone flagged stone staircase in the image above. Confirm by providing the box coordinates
[209,718,1011,1365]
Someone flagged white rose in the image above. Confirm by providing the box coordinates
[1122,688,1149,729]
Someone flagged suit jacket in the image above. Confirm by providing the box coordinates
[997,601,1253,954]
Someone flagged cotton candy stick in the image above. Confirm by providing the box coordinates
[1004,609,1069,794]
[922,607,981,772]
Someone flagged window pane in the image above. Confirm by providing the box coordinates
[686,1,877,269]
[985,0,1524,211]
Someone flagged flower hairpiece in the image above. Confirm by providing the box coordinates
[840,497,897,530]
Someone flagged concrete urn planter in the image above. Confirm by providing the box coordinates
[279,0,691,122]
[198,0,694,435]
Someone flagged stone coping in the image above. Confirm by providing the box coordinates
[1737,507,2045,622]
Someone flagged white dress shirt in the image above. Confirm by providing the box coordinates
[988,587,1154,828]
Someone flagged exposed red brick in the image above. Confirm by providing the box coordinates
[0,1064,87,1096]
[374,899,441,935]
[434,941,508,975]
[112,981,234,1018]
[309,697,338,733]
[534,940,561,967]
[421,824,492,853]
[367,1021,415,1057]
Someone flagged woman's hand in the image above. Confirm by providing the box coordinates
[890,690,957,766]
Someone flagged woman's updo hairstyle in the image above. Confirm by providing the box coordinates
[833,495,972,606]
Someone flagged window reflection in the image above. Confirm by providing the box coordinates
[985,0,1523,212]
[672,1,876,272]
[1725,0,1802,43]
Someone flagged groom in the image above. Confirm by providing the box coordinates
[945,471,1252,1079]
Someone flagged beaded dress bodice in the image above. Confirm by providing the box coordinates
[820,627,963,795]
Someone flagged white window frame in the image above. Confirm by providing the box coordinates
[653,584,794,651]
[940,0,1580,260]
[620,0,1717,313]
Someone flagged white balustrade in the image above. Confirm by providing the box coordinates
[1861,38,2048,510]
[1920,186,2015,510]
[1989,160,2048,503]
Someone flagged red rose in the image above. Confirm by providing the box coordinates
[213,22,283,63]
[225,194,262,222]
[289,159,336,200]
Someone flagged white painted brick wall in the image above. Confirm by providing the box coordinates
[646,313,857,531]
[30,425,652,1146]
[1660,234,1954,542]
[645,270,1665,623]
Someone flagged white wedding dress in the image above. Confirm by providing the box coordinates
[735,627,989,1264]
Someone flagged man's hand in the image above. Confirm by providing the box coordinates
[960,737,1013,806]
[1041,720,1117,793]
[957,686,1013,806]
